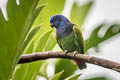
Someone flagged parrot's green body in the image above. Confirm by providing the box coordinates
[57,25,84,54]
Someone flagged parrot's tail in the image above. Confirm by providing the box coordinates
[74,60,86,69]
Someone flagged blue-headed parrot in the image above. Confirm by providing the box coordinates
[49,15,86,69]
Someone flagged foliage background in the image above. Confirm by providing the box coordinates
[0,0,120,80]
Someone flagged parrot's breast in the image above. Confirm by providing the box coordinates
[59,32,76,52]
[56,22,73,38]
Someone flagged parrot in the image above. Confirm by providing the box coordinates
[49,15,86,69]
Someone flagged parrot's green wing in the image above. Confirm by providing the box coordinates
[57,38,64,51]
[73,25,84,54]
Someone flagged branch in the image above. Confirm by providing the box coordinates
[18,52,120,72]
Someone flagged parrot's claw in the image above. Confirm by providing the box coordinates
[64,50,69,55]
[72,51,78,56]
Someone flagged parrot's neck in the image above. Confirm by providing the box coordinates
[56,22,74,39]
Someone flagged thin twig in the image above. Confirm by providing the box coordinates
[18,51,120,72]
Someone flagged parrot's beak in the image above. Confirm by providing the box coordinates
[50,22,55,28]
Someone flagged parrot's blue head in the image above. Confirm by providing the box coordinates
[50,15,69,28]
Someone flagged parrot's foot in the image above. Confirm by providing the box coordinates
[64,50,69,55]
[72,51,78,56]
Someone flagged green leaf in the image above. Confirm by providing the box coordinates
[13,64,30,80]
[50,70,64,80]
[55,59,77,80]
[70,1,93,27]
[23,25,41,52]
[12,2,46,80]
[19,4,45,53]
[65,74,81,80]
[30,4,46,27]
[24,40,34,54]
[86,77,108,80]
[13,30,52,80]
[0,0,40,79]
[35,30,53,51]
[85,24,120,51]
[24,61,44,80]
[44,31,57,51]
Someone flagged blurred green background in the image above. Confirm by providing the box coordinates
[0,0,120,80]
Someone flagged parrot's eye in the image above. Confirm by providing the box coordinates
[54,18,57,22]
